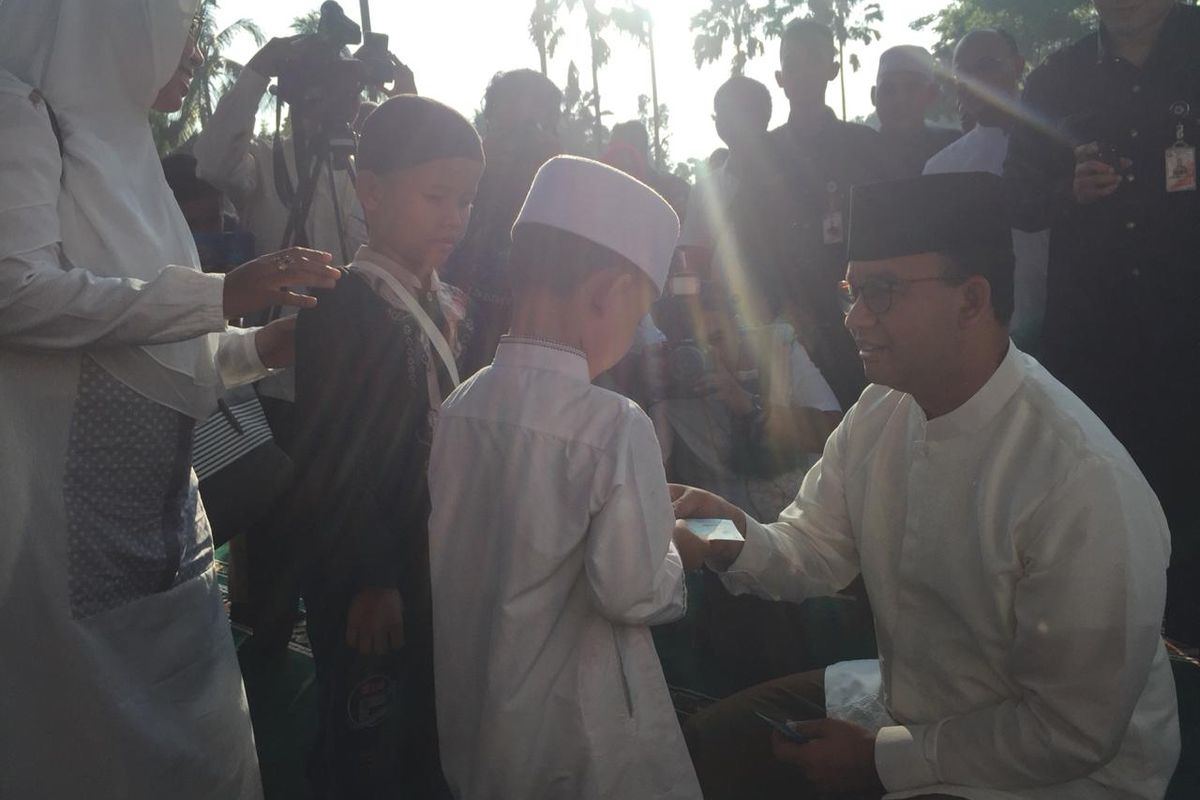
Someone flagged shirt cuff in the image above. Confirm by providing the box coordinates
[173,265,228,332]
[875,724,939,792]
[714,515,774,575]
[216,325,269,389]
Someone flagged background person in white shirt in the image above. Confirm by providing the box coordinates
[675,172,1178,800]
[428,156,704,800]
[924,29,1049,352]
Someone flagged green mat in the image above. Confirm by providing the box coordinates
[216,546,316,800]
[216,549,1197,797]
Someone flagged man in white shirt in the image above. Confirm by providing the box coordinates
[428,156,703,799]
[924,29,1049,351]
[677,172,1179,799]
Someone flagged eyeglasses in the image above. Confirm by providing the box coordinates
[839,275,957,316]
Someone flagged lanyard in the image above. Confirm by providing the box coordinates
[351,260,461,388]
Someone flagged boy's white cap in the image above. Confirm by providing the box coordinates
[877,45,936,83]
[512,155,680,294]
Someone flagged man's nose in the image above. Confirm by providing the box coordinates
[843,294,874,334]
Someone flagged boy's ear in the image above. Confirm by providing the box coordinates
[582,266,629,317]
[356,169,382,213]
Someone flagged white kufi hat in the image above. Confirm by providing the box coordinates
[513,155,680,294]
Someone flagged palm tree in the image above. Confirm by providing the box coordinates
[529,0,565,76]
[690,0,767,77]
[291,9,321,35]
[157,0,264,153]
[818,1,884,121]
[610,3,664,168]
[564,0,612,150]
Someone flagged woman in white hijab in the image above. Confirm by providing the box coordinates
[0,1,339,797]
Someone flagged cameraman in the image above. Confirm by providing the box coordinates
[194,35,387,267]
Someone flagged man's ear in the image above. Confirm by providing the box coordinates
[959,275,993,327]
[870,85,878,108]
[775,70,785,90]
[829,60,841,83]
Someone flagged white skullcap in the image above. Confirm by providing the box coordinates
[877,45,936,83]
[513,155,680,294]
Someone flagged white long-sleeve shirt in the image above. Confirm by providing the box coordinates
[720,345,1179,799]
[1,244,265,388]
[428,338,701,800]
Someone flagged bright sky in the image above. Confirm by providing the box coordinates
[214,0,949,166]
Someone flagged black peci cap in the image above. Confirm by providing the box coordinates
[356,94,484,175]
[847,172,1013,262]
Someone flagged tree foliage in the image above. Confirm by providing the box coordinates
[911,0,1095,69]
[689,1,884,116]
[529,0,566,75]
[690,0,768,77]
[636,93,671,165]
[560,0,613,151]
[558,61,609,158]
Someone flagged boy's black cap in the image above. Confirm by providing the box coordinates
[357,95,484,174]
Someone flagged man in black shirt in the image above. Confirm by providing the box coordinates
[872,45,961,177]
[734,19,893,409]
[1005,0,1200,644]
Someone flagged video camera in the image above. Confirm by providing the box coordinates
[275,1,394,130]
[654,274,717,399]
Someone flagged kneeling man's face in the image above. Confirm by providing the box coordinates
[842,252,963,393]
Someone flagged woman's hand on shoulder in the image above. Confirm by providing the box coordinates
[223,247,338,320]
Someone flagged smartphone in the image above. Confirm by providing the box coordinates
[754,711,813,745]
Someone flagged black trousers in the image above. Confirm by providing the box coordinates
[684,669,964,800]
[304,591,450,800]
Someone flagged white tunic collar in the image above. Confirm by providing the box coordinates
[920,342,1024,443]
[352,245,439,295]
[494,336,591,383]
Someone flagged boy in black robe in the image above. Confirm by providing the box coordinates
[290,95,484,799]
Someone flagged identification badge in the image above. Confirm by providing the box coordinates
[822,210,845,244]
[1166,145,1197,192]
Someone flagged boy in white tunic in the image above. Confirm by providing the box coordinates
[428,156,704,799]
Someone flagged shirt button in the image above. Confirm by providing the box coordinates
[1131,129,1140,138]
[1126,173,1136,183]
[1125,221,1137,230]
[1132,84,1142,93]
[1131,268,1142,277]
